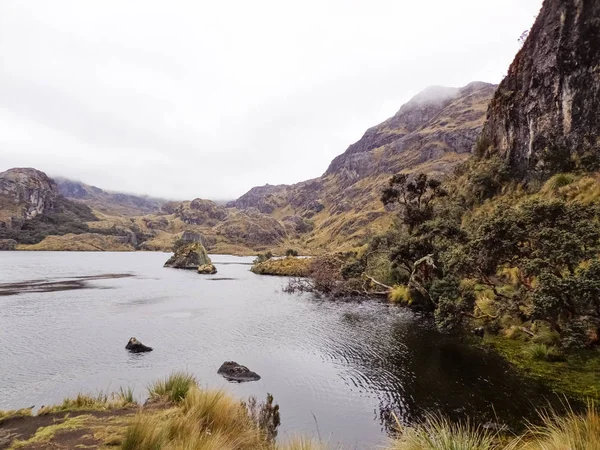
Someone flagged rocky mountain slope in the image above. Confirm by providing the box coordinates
[56,178,166,216]
[228,82,497,251]
[0,168,58,224]
[480,0,600,175]
[0,82,497,253]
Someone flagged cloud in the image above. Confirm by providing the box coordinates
[0,0,542,200]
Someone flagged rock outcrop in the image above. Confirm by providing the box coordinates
[217,361,261,382]
[479,0,600,175]
[164,241,216,273]
[0,168,58,224]
[214,211,287,247]
[125,337,153,353]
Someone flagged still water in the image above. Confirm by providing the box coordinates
[0,252,558,448]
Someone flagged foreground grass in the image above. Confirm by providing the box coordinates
[251,256,312,277]
[483,336,600,400]
[4,372,600,450]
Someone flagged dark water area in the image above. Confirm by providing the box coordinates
[0,252,564,448]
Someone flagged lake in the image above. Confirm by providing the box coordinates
[0,251,559,448]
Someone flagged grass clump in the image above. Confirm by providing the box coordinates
[389,285,412,304]
[391,414,500,450]
[524,344,563,362]
[519,404,600,450]
[148,371,198,403]
[38,388,137,415]
[122,386,268,450]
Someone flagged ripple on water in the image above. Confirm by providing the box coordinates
[0,252,570,448]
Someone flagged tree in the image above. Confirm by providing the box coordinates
[381,173,447,230]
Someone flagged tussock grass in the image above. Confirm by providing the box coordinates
[518,404,600,450]
[390,414,500,450]
[524,344,563,362]
[38,388,137,415]
[148,371,197,403]
[122,386,267,450]
[389,285,411,304]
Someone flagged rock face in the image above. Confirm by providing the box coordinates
[226,184,288,214]
[325,82,497,180]
[125,337,153,353]
[164,241,216,273]
[175,198,228,226]
[217,361,261,382]
[214,211,287,247]
[0,168,58,223]
[480,0,600,174]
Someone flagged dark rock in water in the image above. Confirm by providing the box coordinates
[472,327,485,338]
[198,264,217,274]
[164,241,212,270]
[125,337,153,353]
[217,361,261,382]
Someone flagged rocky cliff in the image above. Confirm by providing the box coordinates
[480,0,600,174]
[228,82,496,250]
[0,168,58,224]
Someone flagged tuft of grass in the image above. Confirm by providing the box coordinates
[518,404,600,450]
[541,173,577,192]
[389,285,412,304]
[524,344,563,362]
[122,386,268,450]
[38,388,137,415]
[148,371,198,403]
[390,414,500,450]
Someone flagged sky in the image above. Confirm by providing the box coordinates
[0,0,542,201]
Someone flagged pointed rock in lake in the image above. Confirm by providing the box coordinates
[163,241,216,274]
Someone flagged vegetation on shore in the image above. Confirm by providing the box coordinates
[251,254,312,277]
[1,372,599,449]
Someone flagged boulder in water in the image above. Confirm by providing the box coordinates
[198,264,217,274]
[164,241,212,270]
[125,337,153,353]
[217,361,261,382]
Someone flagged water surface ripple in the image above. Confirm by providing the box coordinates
[0,252,558,448]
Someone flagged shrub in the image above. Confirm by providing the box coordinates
[286,249,299,257]
[148,371,197,403]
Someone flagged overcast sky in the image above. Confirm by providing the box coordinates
[0,0,541,200]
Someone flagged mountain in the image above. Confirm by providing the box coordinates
[0,168,59,225]
[0,82,497,253]
[55,178,166,217]
[228,81,497,251]
[480,0,600,175]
